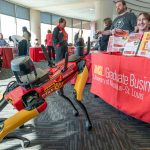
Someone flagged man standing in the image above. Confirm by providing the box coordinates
[99,18,112,51]
[99,0,137,35]
[22,26,31,54]
[53,18,68,63]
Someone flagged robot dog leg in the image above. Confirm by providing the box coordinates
[74,60,92,130]
[0,97,47,147]
[56,87,79,116]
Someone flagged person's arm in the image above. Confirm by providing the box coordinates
[10,35,24,46]
[52,27,60,47]
[97,30,112,35]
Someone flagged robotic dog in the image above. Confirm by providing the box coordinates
[0,37,92,147]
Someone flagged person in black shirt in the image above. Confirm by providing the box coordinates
[98,18,112,51]
[98,0,137,35]
[52,18,68,63]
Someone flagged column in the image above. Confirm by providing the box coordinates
[30,9,41,45]
[95,0,113,30]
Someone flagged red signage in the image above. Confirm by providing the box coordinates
[91,53,150,123]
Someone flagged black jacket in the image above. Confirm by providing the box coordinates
[99,25,111,51]
[53,26,65,47]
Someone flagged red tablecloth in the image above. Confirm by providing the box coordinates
[90,52,150,123]
[29,47,46,62]
[0,47,13,68]
[30,47,75,62]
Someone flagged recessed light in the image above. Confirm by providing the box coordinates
[89,8,94,11]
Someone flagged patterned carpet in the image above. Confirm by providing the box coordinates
[0,61,150,150]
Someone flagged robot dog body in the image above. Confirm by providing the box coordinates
[0,48,92,145]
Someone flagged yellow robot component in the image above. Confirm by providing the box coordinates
[0,108,39,141]
[74,65,88,101]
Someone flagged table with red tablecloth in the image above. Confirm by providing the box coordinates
[29,47,46,62]
[0,47,13,68]
[30,47,76,62]
[90,52,150,123]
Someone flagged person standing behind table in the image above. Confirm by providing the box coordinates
[134,12,150,34]
[75,30,85,56]
[0,33,7,47]
[74,30,80,46]
[22,26,31,54]
[98,18,112,51]
[98,0,137,36]
[9,35,27,56]
[45,30,55,62]
[53,18,68,63]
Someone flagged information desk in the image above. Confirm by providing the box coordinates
[0,47,13,68]
[90,52,150,123]
[29,47,46,62]
[30,47,75,62]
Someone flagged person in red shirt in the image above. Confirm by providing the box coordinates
[45,30,55,61]
[52,18,68,63]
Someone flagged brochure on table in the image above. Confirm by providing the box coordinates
[123,33,143,56]
[107,29,128,52]
[137,32,150,58]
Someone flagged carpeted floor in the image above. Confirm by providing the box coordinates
[0,61,150,150]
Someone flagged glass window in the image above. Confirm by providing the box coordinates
[41,12,51,24]
[52,15,61,25]
[52,25,56,32]
[41,23,52,44]
[0,0,15,17]
[0,14,16,39]
[82,29,91,43]
[73,19,81,29]
[65,27,73,44]
[16,5,30,20]
[63,17,72,28]
[82,21,90,30]
[16,18,30,36]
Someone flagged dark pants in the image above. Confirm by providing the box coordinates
[18,40,28,56]
[55,45,67,63]
[47,46,55,60]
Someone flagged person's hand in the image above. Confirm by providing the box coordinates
[134,26,139,33]
[96,30,102,34]
[111,29,116,35]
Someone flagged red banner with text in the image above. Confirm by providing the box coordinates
[91,53,150,123]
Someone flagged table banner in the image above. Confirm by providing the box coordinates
[0,47,13,68]
[91,53,150,123]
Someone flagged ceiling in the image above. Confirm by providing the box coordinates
[7,0,150,21]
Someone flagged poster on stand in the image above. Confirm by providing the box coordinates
[123,33,143,56]
[107,29,128,53]
[137,32,150,58]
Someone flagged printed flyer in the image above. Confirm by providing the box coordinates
[107,29,128,52]
[137,32,150,57]
[123,33,143,56]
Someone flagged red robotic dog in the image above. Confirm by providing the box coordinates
[0,38,92,147]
